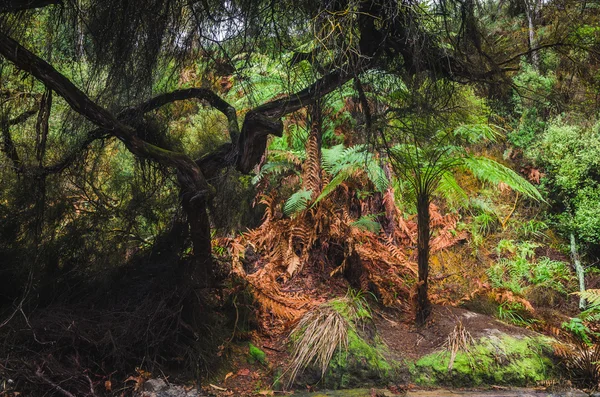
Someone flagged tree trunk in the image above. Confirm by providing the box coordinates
[382,160,397,240]
[525,0,539,70]
[181,189,213,288]
[415,193,432,325]
[302,103,323,196]
[570,232,586,310]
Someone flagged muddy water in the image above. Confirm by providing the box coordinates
[292,388,591,397]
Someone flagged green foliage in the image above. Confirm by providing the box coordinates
[249,343,268,365]
[497,301,534,327]
[576,289,600,323]
[313,144,389,206]
[531,117,600,251]
[284,189,313,216]
[461,156,542,201]
[561,318,593,345]
[518,220,549,240]
[351,215,382,234]
[488,240,572,297]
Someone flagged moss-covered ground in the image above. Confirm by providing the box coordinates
[411,335,555,387]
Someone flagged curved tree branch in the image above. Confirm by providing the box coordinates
[121,88,240,143]
[0,0,61,13]
[0,30,212,196]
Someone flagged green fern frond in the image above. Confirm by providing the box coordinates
[312,167,355,206]
[575,289,600,307]
[284,189,313,216]
[321,144,346,173]
[351,215,382,234]
[461,156,543,201]
[252,161,297,185]
[365,161,389,193]
[454,124,500,144]
[438,171,468,206]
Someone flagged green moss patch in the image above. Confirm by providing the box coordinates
[291,296,403,389]
[412,335,555,387]
[248,343,268,365]
[322,299,400,389]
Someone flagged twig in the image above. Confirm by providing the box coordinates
[501,192,519,229]
[84,374,96,396]
[35,368,77,397]
[0,270,32,329]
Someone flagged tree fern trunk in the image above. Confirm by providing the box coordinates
[302,103,322,196]
[382,160,397,240]
[416,193,432,325]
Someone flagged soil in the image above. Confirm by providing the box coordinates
[373,304,538,360]
[198,304,552,396]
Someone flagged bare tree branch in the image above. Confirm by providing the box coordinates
[0,0,61,13]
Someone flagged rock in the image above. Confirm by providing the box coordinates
[135,379,203,397]
[143,379,168,392]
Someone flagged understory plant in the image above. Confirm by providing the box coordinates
[286,290,386,387]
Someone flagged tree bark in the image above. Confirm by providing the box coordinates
[524,0,539,70]
[415,193,432,325]
[570,232,586,310]
[181,191,213,287]
[0,0,61,13]
[302,103,323,196]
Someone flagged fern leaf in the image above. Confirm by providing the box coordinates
[351,215,382,234]
[575,289,600,307]
[437,171,468,205]
[461,156,543,201]
[284,189,313,216]
[312,167,355,206]
[253,161,297,185]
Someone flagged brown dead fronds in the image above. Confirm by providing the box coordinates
[553,342,600,389]
[443,320,475,371]
[286,298,358,387]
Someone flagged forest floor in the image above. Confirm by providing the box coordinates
[191,304,569,397]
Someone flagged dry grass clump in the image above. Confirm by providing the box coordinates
[443,320,474,371]
[286,298,355,387]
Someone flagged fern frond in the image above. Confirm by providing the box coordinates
[312,167,355,206]
[575,289,600,307]
[284,189,313,216]
[253,161,297,185]
[461,156,543,201]
[437,171,468,205]
[453,124,500,144]
[351,215,382,234]
[365,161,389,193]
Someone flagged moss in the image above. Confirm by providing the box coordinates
[412,335,556,387]
[248,343,267,365]
[322,299,399,389]
[293,296,402,389]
